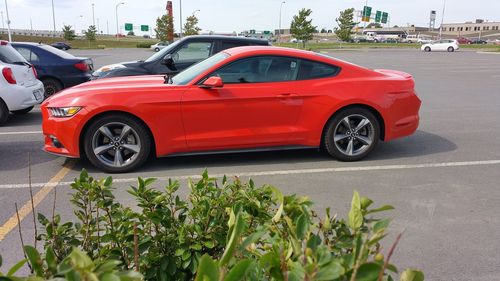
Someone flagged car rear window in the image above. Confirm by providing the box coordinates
[0,44,28,64]
[39,45,76,59]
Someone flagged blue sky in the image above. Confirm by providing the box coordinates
[2,0,499,34]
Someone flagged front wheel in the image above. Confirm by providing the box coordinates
[83,114,152,173]
[154,47,160,52]
[447,46,454,52]
[323,108,380,161]
[11,106,34,115]
[424,46,431,52]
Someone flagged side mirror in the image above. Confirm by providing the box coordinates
[162,54,177,70]
[200,76,223,89]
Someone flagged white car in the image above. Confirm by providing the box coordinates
[421,39,459,52]
[0,40,44,125]
[150,42,169,52]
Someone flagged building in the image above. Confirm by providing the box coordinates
[441,20,500,37]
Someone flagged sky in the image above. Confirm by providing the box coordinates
[1,0,499,35]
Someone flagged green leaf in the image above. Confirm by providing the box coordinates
[195,255,219,281]
[24,246,43,277]
[241,229,266,251]
[224,259,254,281]
[115,271,143,281]
[356,262,382,281]
[373,219,390,233]
[6,259,26,277]
[67,248,94,270]
[100,273,120,281]
[348,191,363,230]
[367,205,395,214]
[316,261,344,281]
[400,269,424,281]
[95,260,121,273]
[45,246,57,272]
[104,176,113,186]
[296,214,308,240]
[360,197,373,210]
[220,213,246,266]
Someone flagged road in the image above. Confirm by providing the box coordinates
[1,48,500,280]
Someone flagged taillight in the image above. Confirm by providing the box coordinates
[0,40,8,46]
[31,65,38,78]
[2,67,17,84]
[74,62,89,72]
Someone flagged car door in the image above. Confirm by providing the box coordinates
[181,55,306,151]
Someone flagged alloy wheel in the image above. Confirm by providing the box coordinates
[333,114,375,157]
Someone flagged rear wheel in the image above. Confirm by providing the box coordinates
[0,99,9,125]
[154,47,160,52]
[11,106,34,115]
[424,46,431,52]
[42,78,63,99]
[323,107,380,161]
[447,46,454,52]
[83,114,152,173]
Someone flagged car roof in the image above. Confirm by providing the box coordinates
[182,35,269,44]
[223,46,317,58]
[11,42,44,46]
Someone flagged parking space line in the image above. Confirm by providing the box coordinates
[0,160,75,242]
[0,159,499,190]
[0,131,42,136]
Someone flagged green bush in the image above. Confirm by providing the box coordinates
[1,170,423,281]
[136,42,152,48]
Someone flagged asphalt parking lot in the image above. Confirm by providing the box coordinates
[1,47,500,280]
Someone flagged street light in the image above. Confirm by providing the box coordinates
[51,0,56,36]
[3,0,11,41]
[278,1,285,43]
[91,3,95,27]
[115,2,124,38]
[179,0,183,38]
[1,10,4,30]
[192,9,200,16]
[438,0,446,39]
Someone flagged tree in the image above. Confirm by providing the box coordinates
[290,8,316,48]
[155,14,174,42]
[62,25,76,41]
[183,15,201,36]
[320,28,327,33]
[335,8,355,42]
[84,25,97,41]
[367,22,382,28]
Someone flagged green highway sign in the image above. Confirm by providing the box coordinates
[362,6,372,22]
[250,29,256,34]
[141,25,149,31]
[263,30,270,34]
[375,11,382,23]
[125,23,133,31]
[381,12,388,24]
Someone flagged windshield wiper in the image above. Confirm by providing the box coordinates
[11,61,32,67]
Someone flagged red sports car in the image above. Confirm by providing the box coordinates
[42,46,421,173]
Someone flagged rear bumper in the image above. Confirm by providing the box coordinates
[384,92,422,141]
[1,81,44,111]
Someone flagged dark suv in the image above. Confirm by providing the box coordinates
[93,35,270,79]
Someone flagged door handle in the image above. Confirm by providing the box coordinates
[276,93,297,98]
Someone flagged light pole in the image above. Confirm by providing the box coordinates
[51,0,56,36]
[115,2,124,38]
[179,0,183,38]
[91,3,95,27]
[278,1,285,43]
[438,0,446,39]
[3,0,11,41]
[1,11,4,30]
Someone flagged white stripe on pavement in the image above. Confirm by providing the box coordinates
[0,131,42,135]
[1,159,500,189]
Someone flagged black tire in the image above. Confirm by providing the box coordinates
[0,99,9,125]
[447,46,454,52]
[424,46,431,52]
[323,107,380,162]
[154,47,160,52]
[83,114,152,173]
[11,106,34,115]
[42,78,63,99]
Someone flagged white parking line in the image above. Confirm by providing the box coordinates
[0,131,42,136]
[1,159,500,190]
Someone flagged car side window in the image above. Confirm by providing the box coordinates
[297,60,340,80]
[220,41,248,51]
[173,42,212,63]
[211,56,299,84]
[13,47,40,63]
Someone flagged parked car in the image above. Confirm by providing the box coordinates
[421,39,459,52]
[402,34,432,44]
[0,40,44,124]
[471,39,487,44]
[456,37,472,44]
[93,35,271,79]
[42,46,421,173]
[12,42,93,99]
[150,42,169,52]
[50,42,72,50]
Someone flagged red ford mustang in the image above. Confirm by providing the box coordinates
[42,46,421,173]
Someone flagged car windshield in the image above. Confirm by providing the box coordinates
[0,44,28,64]
[145,40,182,62]
[39,45,76,59]
[171,52,230,85]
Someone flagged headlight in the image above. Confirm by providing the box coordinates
[49,107,82,118]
